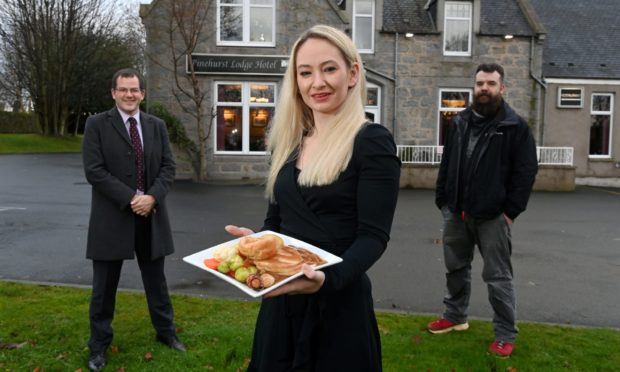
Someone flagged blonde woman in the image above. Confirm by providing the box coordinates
[226,25,400,372]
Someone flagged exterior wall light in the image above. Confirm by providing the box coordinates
[405,33,414,38]
[504,34,514,40]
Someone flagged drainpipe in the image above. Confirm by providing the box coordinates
[529,37,546,89]
[530,35,546,145]
[393,32,399,141]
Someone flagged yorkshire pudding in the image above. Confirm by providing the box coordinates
[238,234,283,260]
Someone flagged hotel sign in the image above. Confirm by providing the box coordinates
[187,54,289,76]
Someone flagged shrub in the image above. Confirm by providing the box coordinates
[140,101,197,155]
[0,111,40,133]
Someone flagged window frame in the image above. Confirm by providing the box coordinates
[437,88,472,145]
[443,1,472,57]
[557,87,584,108]
[213,81,277,155]
[588,92,614,158]
[353,0,375,54]
[216,0,276,47]
[365,83,381,123]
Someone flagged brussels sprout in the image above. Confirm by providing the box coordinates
[228,254,244,271]
[247,266,258,274]
[217,261,230,273]
[235,267,250,282]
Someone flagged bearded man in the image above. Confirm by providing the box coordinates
[428,63,538,357]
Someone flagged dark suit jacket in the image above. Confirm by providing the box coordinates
[82,108,176,260]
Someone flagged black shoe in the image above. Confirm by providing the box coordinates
[156,334,187,352]
[87,352,106,371]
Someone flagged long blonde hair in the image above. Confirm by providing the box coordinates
[265,25,367,200]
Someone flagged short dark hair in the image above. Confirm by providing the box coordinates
[475,63,505,83]
[111,68,145,90]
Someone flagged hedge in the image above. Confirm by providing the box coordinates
[0,111,40,134]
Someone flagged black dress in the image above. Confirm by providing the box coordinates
[247,124,401,372]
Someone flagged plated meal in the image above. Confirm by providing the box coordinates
[183,231,342,297]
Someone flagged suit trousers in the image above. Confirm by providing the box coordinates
[88,215,176,353]
[440,207,518,342]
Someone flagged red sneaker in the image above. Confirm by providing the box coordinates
[488,340,514,357]
[427,318,469,334]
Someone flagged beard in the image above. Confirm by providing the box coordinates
[472,92,502,118]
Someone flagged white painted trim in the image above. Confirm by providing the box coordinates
[436,88,472,145]
[443,1,472,57]
[216,0,276,47]
[353,0,375,54]
[397,145,575,166]
[213,81,276,155]
[366,83,381,123]
[589,93,614,158]
[546,78,620,86]
[557,86,583,108]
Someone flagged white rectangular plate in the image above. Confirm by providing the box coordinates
[183,230,343,298]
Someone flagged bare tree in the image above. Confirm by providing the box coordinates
[147,0,218,181]
[0,0,119,136]
[0,52,26,112]
[68,3,145,135]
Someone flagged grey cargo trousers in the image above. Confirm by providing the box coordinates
[441,206,518,342]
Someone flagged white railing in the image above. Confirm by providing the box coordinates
[537,146,574,166]
[397,145,443,164]
[397,145,574,166]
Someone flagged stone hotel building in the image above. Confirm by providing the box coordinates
[140,0,619,186]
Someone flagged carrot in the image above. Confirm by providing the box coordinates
[203,258,220,270]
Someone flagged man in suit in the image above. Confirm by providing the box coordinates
[82,68,185,372]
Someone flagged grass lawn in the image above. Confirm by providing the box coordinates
[0,281,618,371]
[0,134,82,154]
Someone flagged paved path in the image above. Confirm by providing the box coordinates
[1,154,619,328]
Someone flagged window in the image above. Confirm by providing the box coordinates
[444,2,472,56]
[558,87,583,108]
[353,0,375,53]
[365,84,381,123]
[589,93,614,157]
[215,82,276,153]
[217,0,275,46]
[438,89,471,145]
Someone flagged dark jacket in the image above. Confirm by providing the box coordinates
[435,101,538,220]
[82,108,176,260]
